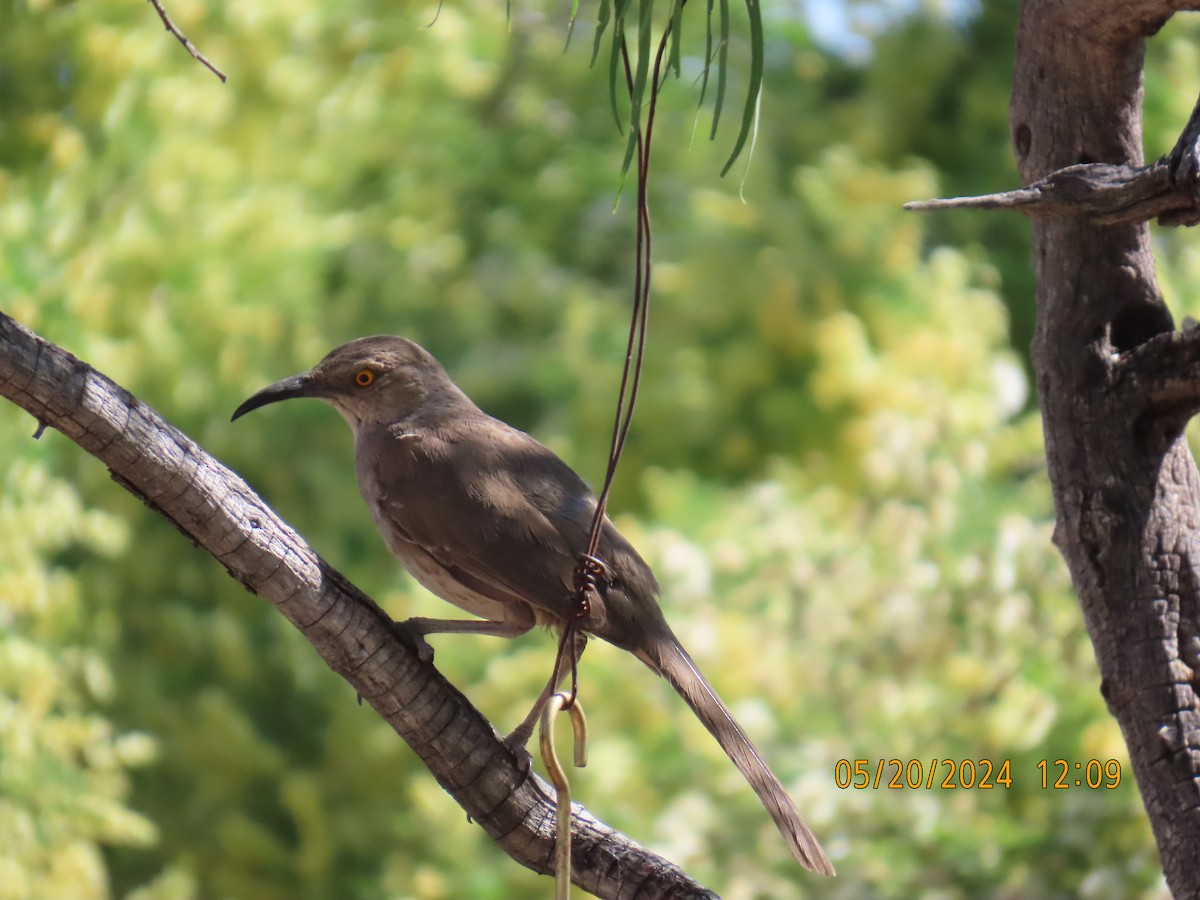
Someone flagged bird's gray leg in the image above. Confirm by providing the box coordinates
[396,616,533,662]
[504,629,588,751]
[395,610,588,764]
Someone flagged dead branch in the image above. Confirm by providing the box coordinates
[147,0,227,82]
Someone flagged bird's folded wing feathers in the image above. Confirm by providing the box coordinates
[372,424,592,621]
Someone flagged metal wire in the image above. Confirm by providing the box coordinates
[540,693,589,900]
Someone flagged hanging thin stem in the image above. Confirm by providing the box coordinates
[585,14,676,557]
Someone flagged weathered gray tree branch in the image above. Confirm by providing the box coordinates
[1115,326,1200,433]
[0,311,718,900]
[909,5,1200,231]
[905,159,1200,225]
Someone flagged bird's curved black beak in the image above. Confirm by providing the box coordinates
[231,373,319,422]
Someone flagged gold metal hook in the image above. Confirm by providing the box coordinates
[539,692,588,899]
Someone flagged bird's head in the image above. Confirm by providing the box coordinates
[232,335,462,434]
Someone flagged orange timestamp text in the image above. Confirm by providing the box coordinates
[833,758,1124,790]
[834,758,1014,790]
[1037,758,1122,789]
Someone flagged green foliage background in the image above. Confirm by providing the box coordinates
[2,0,1196,897]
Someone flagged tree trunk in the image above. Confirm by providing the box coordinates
[1013,1,1200,891]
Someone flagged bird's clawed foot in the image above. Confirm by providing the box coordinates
[503,687,551,764]
[393,618,436,663]
[502,727,536,774]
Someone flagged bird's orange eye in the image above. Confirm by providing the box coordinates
[354,369,375,387]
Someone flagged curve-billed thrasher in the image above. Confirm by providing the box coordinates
[232,335,833,875]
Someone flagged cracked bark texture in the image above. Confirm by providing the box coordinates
[0,312,719,900]
[1012,0,1200,891]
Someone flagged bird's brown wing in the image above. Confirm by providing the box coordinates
[364,419,595,623]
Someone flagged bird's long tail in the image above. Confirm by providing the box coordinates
[637,636,834,876]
